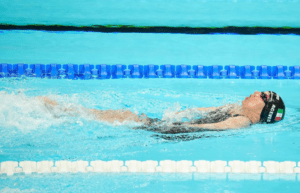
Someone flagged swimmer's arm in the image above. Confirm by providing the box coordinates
[175,106,221,115]
[188,116,251,130]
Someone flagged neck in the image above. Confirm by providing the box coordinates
[241,106,260,124]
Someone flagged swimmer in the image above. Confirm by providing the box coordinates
[37,91,285,134]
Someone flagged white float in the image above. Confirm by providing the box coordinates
[71,160,89,173]
[263,161,280,173]
[125,160,142,172]
[19,161,37,174]
[229,161,245,173]
[244,161,262,173]
[176,160,193,173]
[159,160,176,172]
[37,161,53,173]
[106,160,124,172]
[194,160,210,172]
[90,160,107,172]
[55,160,72,173]
[141,160,158,172]
[1,161,19,176]
[279,161,296,174]
[1,160,299,176]
[210,160,227,173]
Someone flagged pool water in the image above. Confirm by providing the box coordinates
[0,78,300,161]
[1,173,300,193]
[0,78,300,192]
[1,28,300,192]
[1,0,300,27]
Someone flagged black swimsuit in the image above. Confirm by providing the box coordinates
[134,107,244,134]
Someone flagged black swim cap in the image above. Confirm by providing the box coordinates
[260,91,285,124]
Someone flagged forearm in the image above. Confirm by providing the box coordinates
[88,108,143,123]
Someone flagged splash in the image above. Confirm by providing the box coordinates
[0,91,90,131]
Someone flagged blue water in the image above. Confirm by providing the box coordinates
[0,78,300,162]
[1,0,300,27]
[1,30,300,192]
[1,173,300,193]
[1,30,300,66]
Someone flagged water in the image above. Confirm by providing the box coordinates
[1,30,300,192]
[0,78,300,163]
[1,0,300,27]
[1,173,300,193]
[1,30,300,66]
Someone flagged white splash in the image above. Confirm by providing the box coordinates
[0,91,89,131]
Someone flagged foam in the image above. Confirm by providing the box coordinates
[0,91,95,131]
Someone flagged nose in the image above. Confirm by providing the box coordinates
[254,91,261,94]
[254,91,261,96]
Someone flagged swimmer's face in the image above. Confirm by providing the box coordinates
[242,91,270,109]
[242,91,270,123]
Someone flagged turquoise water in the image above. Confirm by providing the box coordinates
[0,78,300,192]
[0,78,300,162]
[1,0,300,27]
[1,30,300,192]
[1,30,300,66]
[1,173,300,193]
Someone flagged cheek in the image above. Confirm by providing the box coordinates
[244,98,263,110]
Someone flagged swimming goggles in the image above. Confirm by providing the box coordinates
[260,92,269,104]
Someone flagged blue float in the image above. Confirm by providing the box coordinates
[67,64,75,79]
[156,68,163,77]
[160,65,175,78]
[23,64,35,77]
[208,65,223,79]
[192,65,208,78]
[81,64,91,79]
[90,65,99,79]
[33,64,41,78]
[257,65,272,79]
[0,63,8,77]
[272,66,287,79]
[40,64,51,78]
[240,65,255,79]
[111,64,126,79]
[176,65,191,78]
[1,64,299,80]
[98,64,111,79]
[290,66,300,79]
[225,65,240,79]
[56,64,67,79]
[128,65,143,78]
[17,63,25,77]
[7,64,17,77]
[144,65,159,78]
[49,64,58,78]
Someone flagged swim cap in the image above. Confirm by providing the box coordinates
[260,91,285,124]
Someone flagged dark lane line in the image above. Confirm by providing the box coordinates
[1,24,300,35]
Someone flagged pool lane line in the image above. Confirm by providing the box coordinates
[1,24,300,35]
[1,160,299,176]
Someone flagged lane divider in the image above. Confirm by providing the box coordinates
[0,64,299,79]
[1,160,300,176]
